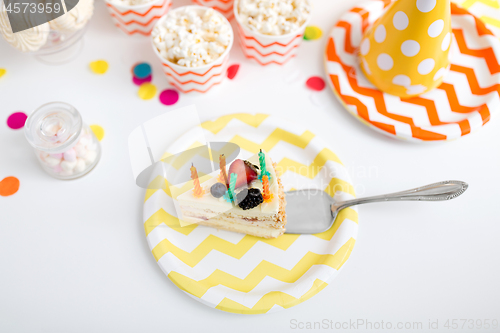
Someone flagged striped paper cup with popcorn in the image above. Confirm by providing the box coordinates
[192,0,234,20]
[151,6,234,93]
[105,0,172,36]
[233,0,311,66]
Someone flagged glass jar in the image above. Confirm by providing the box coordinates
[33,25,88,65]
[24,102,101,180]
[1,0,93,64]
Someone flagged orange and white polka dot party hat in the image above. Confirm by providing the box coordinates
[359,0,452,98]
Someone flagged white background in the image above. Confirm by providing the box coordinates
[1,0,500,332]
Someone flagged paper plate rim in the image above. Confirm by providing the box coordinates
[324,0,500,142]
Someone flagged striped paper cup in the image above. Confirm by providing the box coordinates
[105,0,172,36]
[233,0,310,65]
[151,6,234,93]
[192,0,234,20]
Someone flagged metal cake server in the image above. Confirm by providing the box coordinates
[285,180,468,234]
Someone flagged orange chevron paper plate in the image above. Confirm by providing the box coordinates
[325,0,500,142]
[143,114,358,314]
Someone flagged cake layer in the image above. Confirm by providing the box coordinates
[175,153,280,216]
[177,155,287,238]
[181,207,285,229]
[179,165,287,238]
[194,218,285,238]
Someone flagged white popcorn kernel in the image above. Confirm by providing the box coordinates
[237,0,311,35]
[152,7,232,67]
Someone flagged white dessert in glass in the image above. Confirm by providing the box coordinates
[0,11,49,52]
[0,0,94,64]
[49,0,94,33]
[234,0,311,65]
[151,6,234,93]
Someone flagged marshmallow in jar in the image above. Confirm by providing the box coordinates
[24,102,101,180]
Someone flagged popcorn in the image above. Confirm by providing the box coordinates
[152,7,233,68]
[237,0,311,36]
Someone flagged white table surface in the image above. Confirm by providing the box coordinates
[1,0,500,332]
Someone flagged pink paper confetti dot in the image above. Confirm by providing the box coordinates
[159,89,179,106]
[306,76,326,91]
[133,74,152,86]
[227,64,240,80]
[7,112,28,130]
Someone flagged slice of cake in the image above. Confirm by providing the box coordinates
[175,151,287,238]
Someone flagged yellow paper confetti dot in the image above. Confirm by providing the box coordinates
[304,26,323,40]
[89,60,109,74]
[138,83,157,100]
[0,68,6,78]
[90,125,105,141]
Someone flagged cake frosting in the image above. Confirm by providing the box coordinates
[152,7,232,67]
[175,153,287,238]
[0,6,49,52]
[236,0,311,35]
[49,0,94,33]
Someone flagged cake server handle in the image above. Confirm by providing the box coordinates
[332,180,468,213]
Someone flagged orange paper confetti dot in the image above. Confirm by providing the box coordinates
[90,125,105,141]
[0,176,20,197]
[0,68,6,78]
[89,60,109,74]
[138,83,157,100]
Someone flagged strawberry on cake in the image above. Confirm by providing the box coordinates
[176,150,287,238]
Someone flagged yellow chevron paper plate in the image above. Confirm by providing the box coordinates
[455,0,500,36]
[143,114,358,314]
[325,0,500,142]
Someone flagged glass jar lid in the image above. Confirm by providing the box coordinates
[24,102,83,153]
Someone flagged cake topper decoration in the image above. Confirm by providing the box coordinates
[227,172,237,203]
[219,154,229,187]
[258,149,271,181]
[190,163,205,198]
[262,174,273,203]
